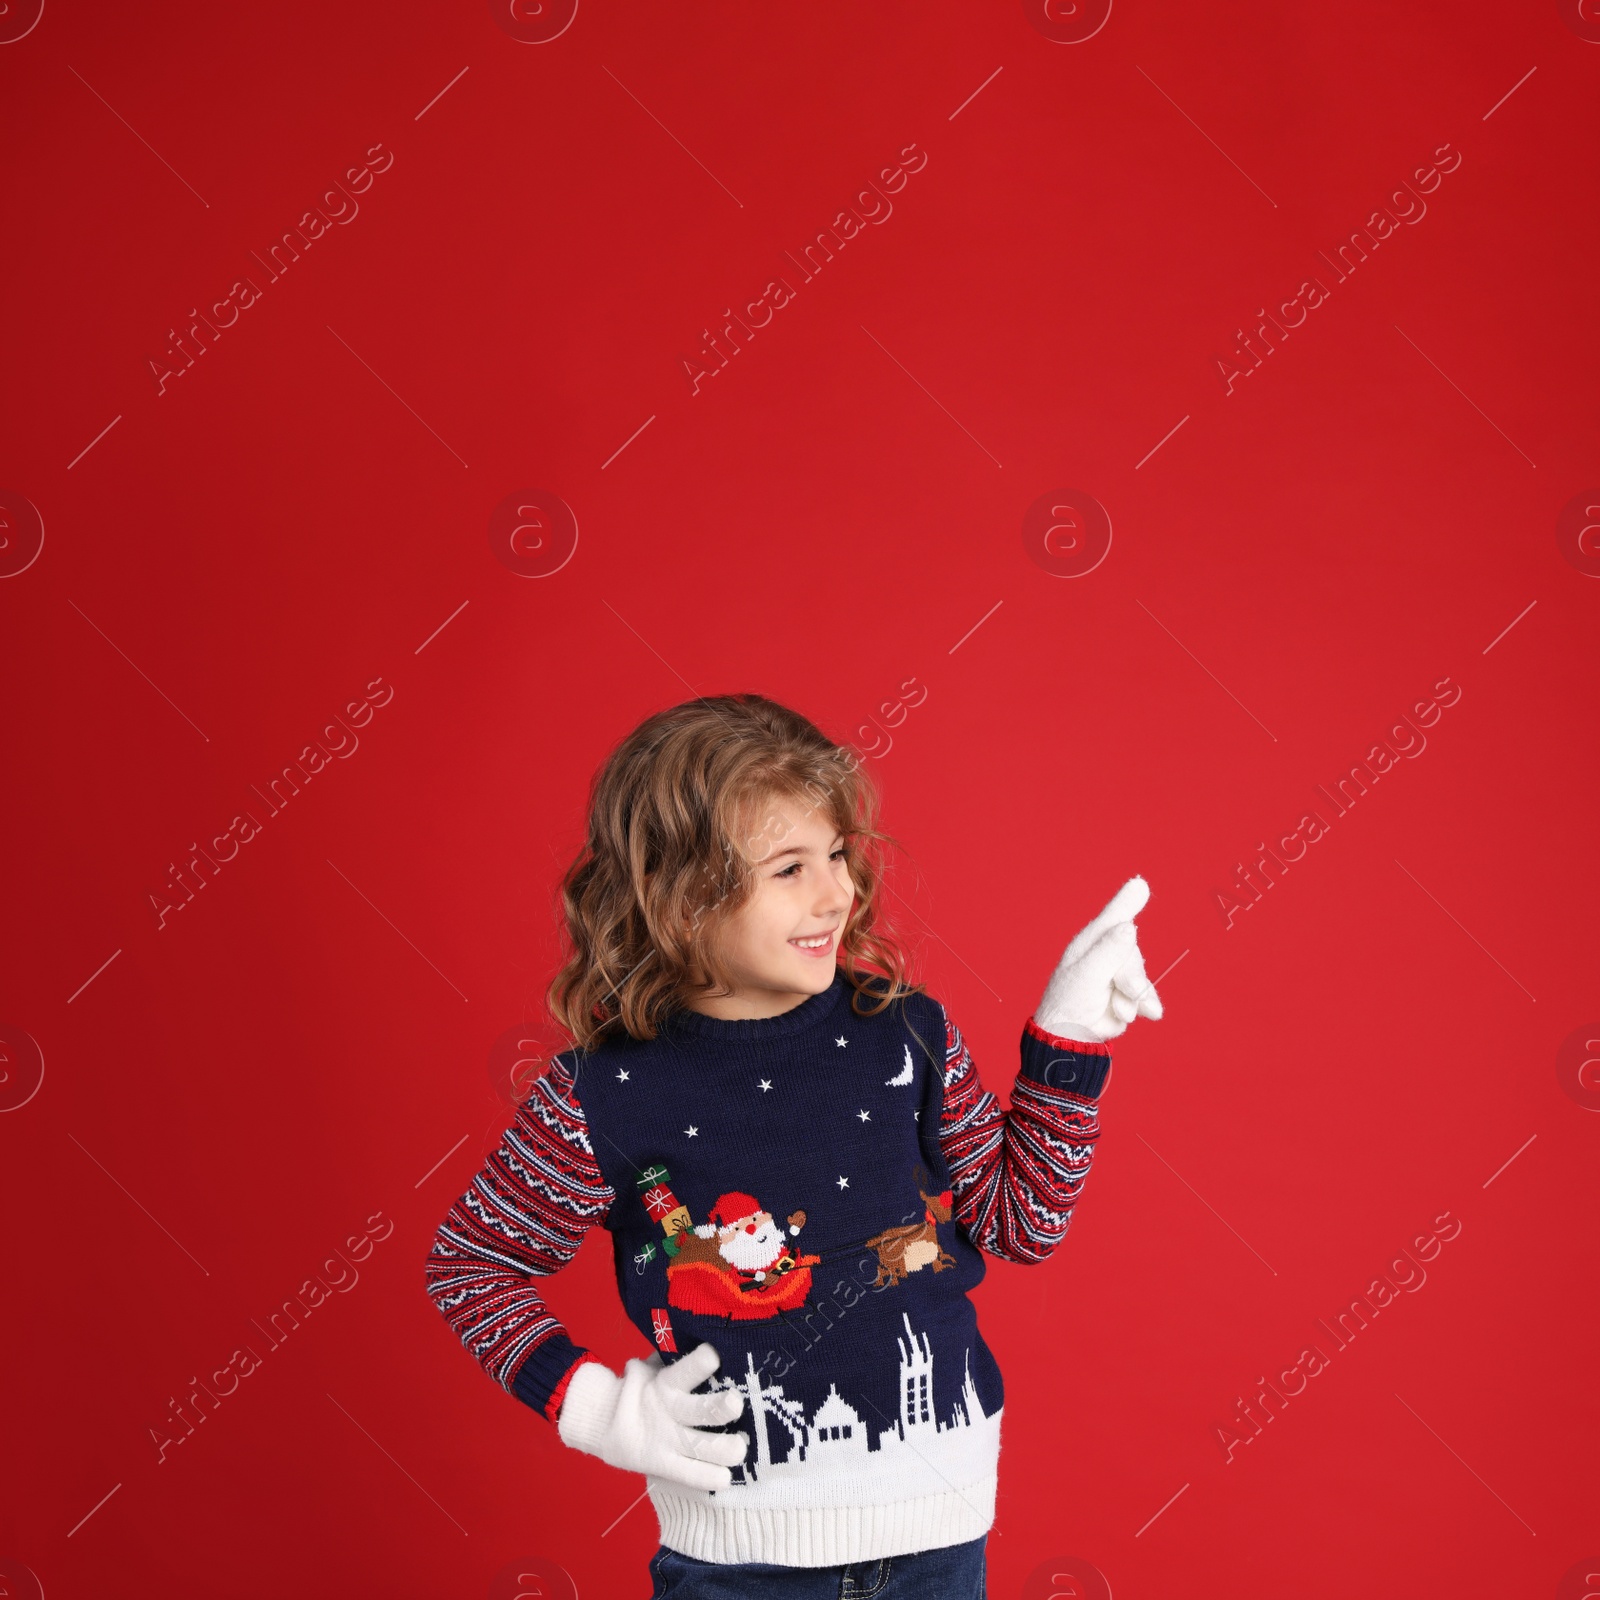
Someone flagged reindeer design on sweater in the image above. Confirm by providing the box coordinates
[864,1167,958,1288]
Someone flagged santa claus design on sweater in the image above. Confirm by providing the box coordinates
[664,1190,822,1321]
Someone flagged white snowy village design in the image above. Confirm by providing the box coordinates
[698,1311,1002,1501]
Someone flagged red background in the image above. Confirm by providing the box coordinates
[3,1,1597,1596]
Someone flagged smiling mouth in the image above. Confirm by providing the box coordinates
[789,931,836,954]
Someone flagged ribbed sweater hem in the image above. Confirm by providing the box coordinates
[647,1472,998,1567]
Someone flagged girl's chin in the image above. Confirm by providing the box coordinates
[774,951,832,980]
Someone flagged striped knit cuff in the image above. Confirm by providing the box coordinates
[510,1333,598,1423]
[1019,1016,1113,1098]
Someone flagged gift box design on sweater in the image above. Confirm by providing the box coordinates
[649,1307,678,1352]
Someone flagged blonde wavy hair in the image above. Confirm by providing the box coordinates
[547,694,922,1049]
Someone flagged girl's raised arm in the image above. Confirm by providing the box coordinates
[936,1007,1112,1263]
[935,874,1164,1262]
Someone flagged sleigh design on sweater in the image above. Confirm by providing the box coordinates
[638,1169,822,1321]
[666,1225,821,1320]
[637,1162,959,1323]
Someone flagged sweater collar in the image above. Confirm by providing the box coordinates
[662,970,848,1042]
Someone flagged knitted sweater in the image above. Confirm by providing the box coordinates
[424,972,1112,1566]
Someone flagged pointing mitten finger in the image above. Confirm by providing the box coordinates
[1060,876,1150,966]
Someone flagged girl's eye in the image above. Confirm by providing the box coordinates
[777,847,846,878]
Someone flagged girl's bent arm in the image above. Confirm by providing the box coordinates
[936,1004,1112,1264]
[424,1055,616,1421]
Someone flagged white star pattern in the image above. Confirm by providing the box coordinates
[758,1078,773,1092]
[685,1126,699,1138]
[616,1069,630,1082]
[836,1175,850,1189]
[914,1109,921,1120]
[857,1109,871,1122]
[835,1036,848,1048]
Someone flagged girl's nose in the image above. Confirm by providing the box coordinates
[818,879,852,915]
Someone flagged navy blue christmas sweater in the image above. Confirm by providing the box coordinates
[424,972,1113,1565]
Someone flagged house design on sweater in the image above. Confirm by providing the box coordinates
[702,1311,1001,1503]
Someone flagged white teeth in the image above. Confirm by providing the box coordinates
[792,934,830,948]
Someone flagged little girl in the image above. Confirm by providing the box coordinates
[425,694,1163,1598]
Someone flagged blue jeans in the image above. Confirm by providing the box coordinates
[645,1534,987,1598]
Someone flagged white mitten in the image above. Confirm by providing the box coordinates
[1035,875,1164,1044]
[556,1341,748,1491]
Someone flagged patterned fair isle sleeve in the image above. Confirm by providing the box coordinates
[936,1002,1113,1264]
[424,1054,617,1423]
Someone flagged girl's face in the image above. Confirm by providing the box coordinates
[685,793,856,1020]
